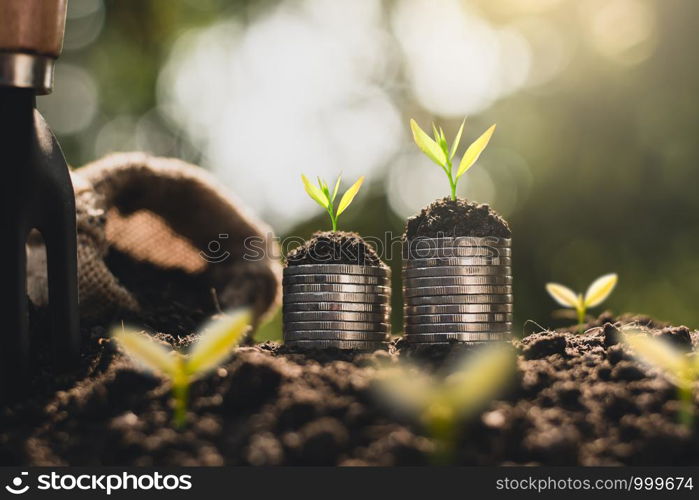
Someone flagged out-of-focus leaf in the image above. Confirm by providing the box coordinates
[113,328,179,377]
[456,124,496,179]
[443,343,515,416]
[302,174,329,209]
[376,365,436,414]
[624,332,689,383]
[336,176,365,216]
[584,273,618,307]
[186,309,251,378]
[546,283,580,308]
[411,119,447,167]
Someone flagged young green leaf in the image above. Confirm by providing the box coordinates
[301,174,329,209]
[456,124,496,179]
[410,119,447,167]
[545,283,580,308]
[331,175,342,202]
[584,273,618,308]
[433,125,448,154]
[318,177,331,200]
[186,309,252,378]
[450,118,466,160]
[336,176,365,216]
[113,328,179,377]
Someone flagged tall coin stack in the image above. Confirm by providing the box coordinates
[402,237,512,344]
[283,264,392,350]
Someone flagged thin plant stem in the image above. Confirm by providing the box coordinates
[678,385,694,428]
[431,428,457,465]
[448,174,457,201]
[576,306,586,333]
[327,205,338,231]
[172,382,189,429]
[425,406,458,465]
[443,159,457,201]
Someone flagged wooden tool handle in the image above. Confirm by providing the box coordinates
[0,0,67,58]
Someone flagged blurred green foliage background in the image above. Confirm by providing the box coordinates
[41,0,699,338]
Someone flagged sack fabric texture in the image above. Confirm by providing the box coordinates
[27,152,282,324]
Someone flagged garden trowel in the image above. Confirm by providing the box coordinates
[0,0,79,400]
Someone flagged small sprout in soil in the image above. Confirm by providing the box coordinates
[376,343,515,463]
[546,273,618,331]
[623,331,699,427]
[113,309,252,428]
[410,118,496,201]
[301,174,365,231]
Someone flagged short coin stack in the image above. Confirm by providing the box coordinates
[402,236,512,344]
[283,264,391,350]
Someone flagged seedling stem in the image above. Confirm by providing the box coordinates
[173,379,189,429]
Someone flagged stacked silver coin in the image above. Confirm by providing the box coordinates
[283,264,391,350]
[402,236,512,344]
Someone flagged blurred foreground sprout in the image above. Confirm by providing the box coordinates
[301,174,365,231]
[376,343,515,463]
[624,331,699,428]
[410,118,496,201]
[546,273,618,331]
[113,309,252,428]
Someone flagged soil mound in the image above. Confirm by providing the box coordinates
[286,231,383,267]
[405,198,510,240]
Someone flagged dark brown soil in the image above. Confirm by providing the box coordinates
[103,248,215,334]
[286,231,383,267]
[405,198,511,240]
[2,313,698,466]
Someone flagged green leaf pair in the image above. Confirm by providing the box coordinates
[546,273,618,330]
[113,309,252,428]
[301,174,365,231]
[410,118,496,201]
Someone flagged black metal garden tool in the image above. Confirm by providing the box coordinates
[0,0,79,400]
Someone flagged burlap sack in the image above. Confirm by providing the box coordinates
[27,153,282,323]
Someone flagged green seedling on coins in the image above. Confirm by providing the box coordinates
[113,309,252,428]
[301,174,365,231]
[546,273,618,331]
[376,343,515,463]
[624,331,699,427]
[410,118,496,201]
